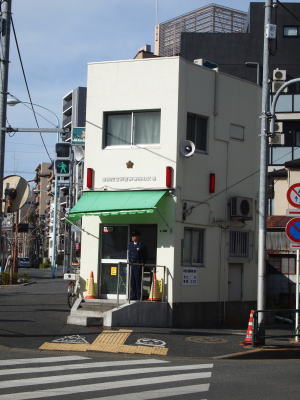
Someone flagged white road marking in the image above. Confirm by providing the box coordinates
[0,371,213,400]
[0,356,89,366]
[0,364,212,389]
[0,358,169,376]
[80,384,210,400]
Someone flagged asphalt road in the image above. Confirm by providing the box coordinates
[0,350,298,400]
[0,268,299,399]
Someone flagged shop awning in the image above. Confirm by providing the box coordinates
[68,190,167,222]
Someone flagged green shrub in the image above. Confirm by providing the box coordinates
[0,272,28,285]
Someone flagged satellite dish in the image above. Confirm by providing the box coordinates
[179,140,196,157]
[73,145,85,162]
[2,175,30,213]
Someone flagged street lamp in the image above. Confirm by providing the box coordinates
[7,97,61,278]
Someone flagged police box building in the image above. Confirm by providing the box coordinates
[68,56,261,328]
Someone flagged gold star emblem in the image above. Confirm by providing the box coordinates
[126,161,134,168]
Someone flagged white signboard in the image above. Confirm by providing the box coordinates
[182,267,198,286]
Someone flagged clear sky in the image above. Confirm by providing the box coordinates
[4,0,300,181]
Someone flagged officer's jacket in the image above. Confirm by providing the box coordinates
[128,241,146,263]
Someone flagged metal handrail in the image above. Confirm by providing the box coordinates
[252,309,300,346]
[116,262,166,308]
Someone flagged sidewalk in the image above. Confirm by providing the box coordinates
[1,268,299,359]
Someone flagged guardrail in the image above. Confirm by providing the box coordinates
[252,309,300,346]
[116,263,167,308]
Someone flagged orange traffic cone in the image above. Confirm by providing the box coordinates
[148,272,162,302]
[84,271,96,299]
[241,309,255,346]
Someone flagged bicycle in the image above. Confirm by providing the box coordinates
[64,268,81,308]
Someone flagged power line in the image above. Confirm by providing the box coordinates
[10,17,52,162]
[276,0,300,25]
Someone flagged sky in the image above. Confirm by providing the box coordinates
[4,0,300,182]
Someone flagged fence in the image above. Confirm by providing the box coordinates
[252,309,300,346]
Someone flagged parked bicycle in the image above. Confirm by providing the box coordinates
[64,268,81,308]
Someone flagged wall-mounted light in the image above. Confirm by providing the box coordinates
[166,166,173,188]
[86,168,94,189]
[209,173,215,193]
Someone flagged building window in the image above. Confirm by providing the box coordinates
[187,113,208,152]
[104,110,160,147]
[230,124,244,141]
[283,26,299,37]
[229,231,249,258]
[268,255,296,275]
[182,228,205,266]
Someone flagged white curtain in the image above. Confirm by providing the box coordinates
[134,111,160,144]
[106,114,131,145]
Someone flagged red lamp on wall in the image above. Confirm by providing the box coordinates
[166,166,173,188]
[209,173,215,193]
[86,167,94,189]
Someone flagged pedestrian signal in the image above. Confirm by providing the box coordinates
[55,159,70,176]
[55,142,71,159]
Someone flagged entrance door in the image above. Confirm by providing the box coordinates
[100,225,129,299]
[99,224,157,299]
[228,263,243,301]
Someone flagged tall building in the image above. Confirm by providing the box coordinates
[154,4,247,57]
[61,87,87,268]
[62,87,87,138]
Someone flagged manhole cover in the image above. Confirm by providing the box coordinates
[186,336,227,344]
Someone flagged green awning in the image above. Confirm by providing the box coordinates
[68,190,167,222]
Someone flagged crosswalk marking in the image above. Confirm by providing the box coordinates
[0,371,212,400]
[79,384,210,400]
[0,364,212,389]
[0,358,168,376]
[0,355,89,366]
[0,356,213,400]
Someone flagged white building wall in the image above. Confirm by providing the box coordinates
[80,56,261,316]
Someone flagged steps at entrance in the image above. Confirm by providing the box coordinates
[67,298,172,328]
[67,299,127,327]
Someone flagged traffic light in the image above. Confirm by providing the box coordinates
[55,143,71,159]
[55,160,71,177]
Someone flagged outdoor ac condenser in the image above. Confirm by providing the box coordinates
[230,197,253,220]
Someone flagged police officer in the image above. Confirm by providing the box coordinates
[128,231,146,300]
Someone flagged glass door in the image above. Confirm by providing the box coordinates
[100,225,129,299]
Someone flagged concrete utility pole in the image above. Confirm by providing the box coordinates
[0,0,12,251]
[257,0,273,334]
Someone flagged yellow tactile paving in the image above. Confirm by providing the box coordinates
[39,329,168,356]
[39,342,89,352]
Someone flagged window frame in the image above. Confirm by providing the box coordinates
[229,230,250,258]
[103,109,161,148]
[268,255,296,275]
[283,26,300,37]
[186,112,208,153]
[182,227,205,267]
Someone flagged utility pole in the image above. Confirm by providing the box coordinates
[0,0,12,260]
[257,0,273,336]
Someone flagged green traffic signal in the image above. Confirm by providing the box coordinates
[55,159,70,175]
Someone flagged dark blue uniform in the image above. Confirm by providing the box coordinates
[128,241,146,300]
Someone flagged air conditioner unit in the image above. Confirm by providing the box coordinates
[194,58,218,71]
[273,68,287,81]
[274,121,283,133]
[230,197,253,220]
[272,80,288,93]
[269,133,285,145]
